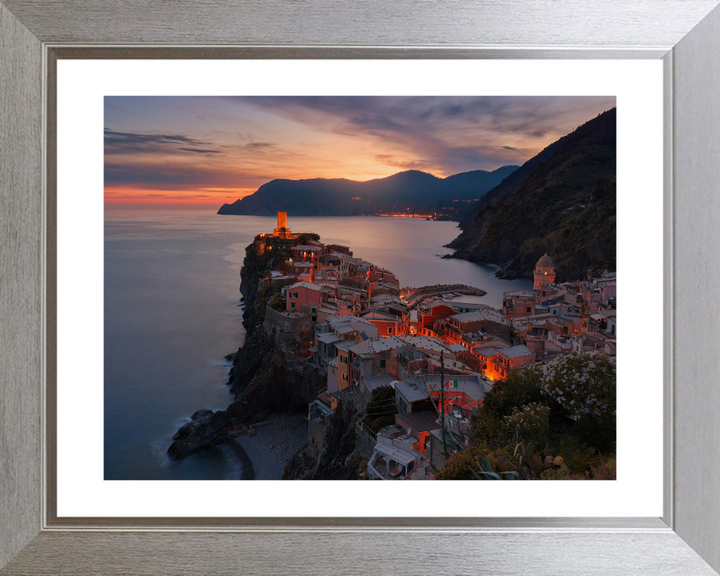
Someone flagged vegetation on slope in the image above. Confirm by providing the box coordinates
[438,352,616,480]
[450,108,616,281]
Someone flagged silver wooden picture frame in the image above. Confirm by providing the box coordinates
[2,1,720,574]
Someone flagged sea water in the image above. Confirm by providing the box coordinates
[103,209,531,480]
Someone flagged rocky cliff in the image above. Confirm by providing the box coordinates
[283,399,359,480]
[448,108,616,281]
[167,238,326,461]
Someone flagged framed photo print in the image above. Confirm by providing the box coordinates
[2,1,720,574]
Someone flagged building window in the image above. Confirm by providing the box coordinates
[289,292,298,299]
[290,302,296,309]
[340,355,348,364]
[380,359,386,368]
[342,373,348,381]
[388,327,393,334]
[526,307,531,313]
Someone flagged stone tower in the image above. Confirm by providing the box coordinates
[273,212,290,238]
[534,253,556,289]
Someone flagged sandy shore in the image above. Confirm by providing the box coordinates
[230,413,308,480]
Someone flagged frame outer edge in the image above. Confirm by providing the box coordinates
[672,3,720,574]
[1,0,719,47]
[663,49,675,530]
[0,2,44,571]
[2,531,719,576]
[1,1,719,575]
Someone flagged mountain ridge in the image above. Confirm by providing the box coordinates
[217,166,519,216]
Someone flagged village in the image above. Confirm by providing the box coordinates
[255,212,617,480]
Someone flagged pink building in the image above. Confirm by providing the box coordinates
[286,281,324,313]
[503,291,535,320]
[487,345,535,381]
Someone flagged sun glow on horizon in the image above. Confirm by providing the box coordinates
[105,96,616,206]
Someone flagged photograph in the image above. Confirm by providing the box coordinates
[104,95,617,482]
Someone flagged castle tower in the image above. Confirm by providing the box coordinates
[534,253,556,289]
[272,211,290,238]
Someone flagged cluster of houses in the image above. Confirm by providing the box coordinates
[257,214,617,480]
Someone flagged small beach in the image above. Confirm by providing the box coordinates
[230,413,308,480]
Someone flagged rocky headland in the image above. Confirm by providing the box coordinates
[167,239,326,463]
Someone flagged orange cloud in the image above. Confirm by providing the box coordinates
[104,187,256,206]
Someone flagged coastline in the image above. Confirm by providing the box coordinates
[222,438,255,480]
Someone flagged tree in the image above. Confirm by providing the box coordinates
[471,351,616,455]
[472,363,547,444]
[364,386,398,434]
[544,352,616,452]
[498,402,551,446]
[544,352,616,419]
[297,232,320,244]
[269,294,285,311]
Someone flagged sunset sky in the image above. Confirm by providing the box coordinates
[104,96,616,207]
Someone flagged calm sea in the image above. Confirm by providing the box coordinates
[104,209,531,480]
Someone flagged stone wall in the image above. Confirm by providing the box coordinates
[354,421,377,461]
[338,387,369,414]
[263,306,313,337]
[308,419,325,454]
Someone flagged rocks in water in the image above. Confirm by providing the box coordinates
[224,352,237,362]
[167,409,232,461]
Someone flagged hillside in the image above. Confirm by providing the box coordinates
[217,166,518,216]
[453,133,572,231]
[448,108,616,282]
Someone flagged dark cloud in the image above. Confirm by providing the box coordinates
[233,96,615,172]
[104,130,202,146]
[246,142,274,150]
[220,141,278,154]
[177,148,223,154]
[104,129,218,156]
[105,96,617,200]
